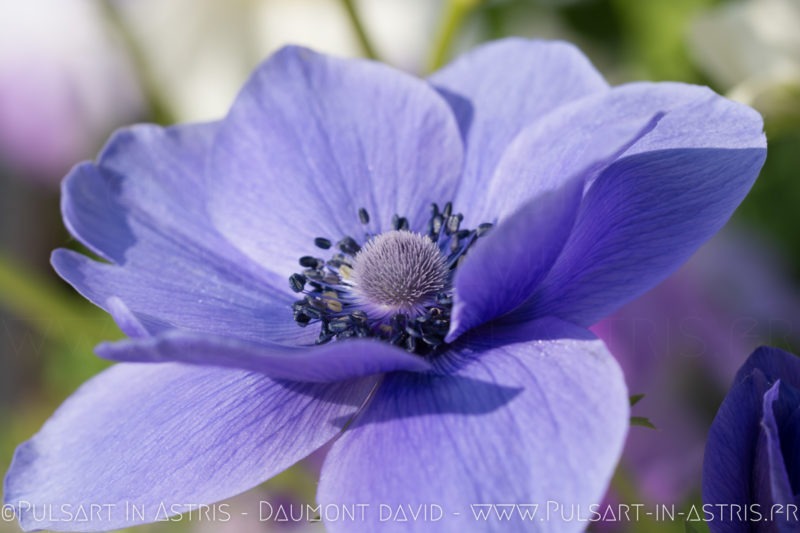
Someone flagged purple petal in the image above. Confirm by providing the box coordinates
[513,82,766,326]
[430,38,608,220]
[736,346,800,390]
[52,247,308,345]
[58,123,299,344]
[105,296,149,338]
[447,112,663,341]
[4,363,375,531]
[318,320,628,533]
[208,45,464,273]
[96,330,431,383]
[703,370,766,533]
[64,122,218,265]
[756,382,795,512]
[703,347,800,532]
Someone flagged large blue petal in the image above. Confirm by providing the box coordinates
[59,123,297,344]
[4,363,375,531]
[62,122,217,265]
[446,111,663,341]
[96,330,432,383]
[513,82,766,327]
[52,249,306,345]
[429,38,608,221]
[208,45,464,274]
[318,320,628,533]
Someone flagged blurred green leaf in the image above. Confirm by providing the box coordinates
[612,0,714,82]
[630,393,645,406]
[428,0,487,72]
[631,416,657,429]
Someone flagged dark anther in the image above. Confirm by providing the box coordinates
[304,269,323,281]
[308,297,327,311]
[405,335,417,353]
[299,256,321,268]
[351,310,368,325]
[303,306,322,320]
[338,236,361,255]
[431,215,443,237]
[404,326,421,338]
[391,313,408,330]
[446,214,463,235]
[477,223,493,237]
[328,317,351,333]
[443,202,453,218]
[391,214,409,231]
[294,313,311,326]
[316,331,335,344]
[314,237,332,249]
[358,207,370,225]
[289,273,306,293]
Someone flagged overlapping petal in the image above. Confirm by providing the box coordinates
[429,38,609,222]
[756,383,796,512]
[4,363,376,532]
[318,320,629,533]
[703,347,800,532]
[96,330,432,383]
[59,122,296,344]
[208,45,464,274]
[52,248,306,345]
[511,82,766,327]
[447,111,663,341]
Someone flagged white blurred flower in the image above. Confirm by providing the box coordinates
[689,0,800,124]
[114,0,439,122]
[0,0,144,183]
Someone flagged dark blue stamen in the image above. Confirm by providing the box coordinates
[314,237,332,250]
[337,236,361,255]
[299,256,322,268]
[289,273,306,293]
[288,201,493,356]
[391,214,409,231]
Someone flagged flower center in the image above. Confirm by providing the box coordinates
[288,203,492,356]
[350,230,448,313]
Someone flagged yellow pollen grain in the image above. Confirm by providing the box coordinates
[338,265,352,279]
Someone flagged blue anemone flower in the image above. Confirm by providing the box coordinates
[703,346,800,532]
[4,39,765,533]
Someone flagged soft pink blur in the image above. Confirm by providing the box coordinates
[0,0,144,184]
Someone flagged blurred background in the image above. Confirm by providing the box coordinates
[1,0,799,531]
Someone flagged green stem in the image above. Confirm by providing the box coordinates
[427,0,484,73]
[99,2,176,125]
[340,0,379,60]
